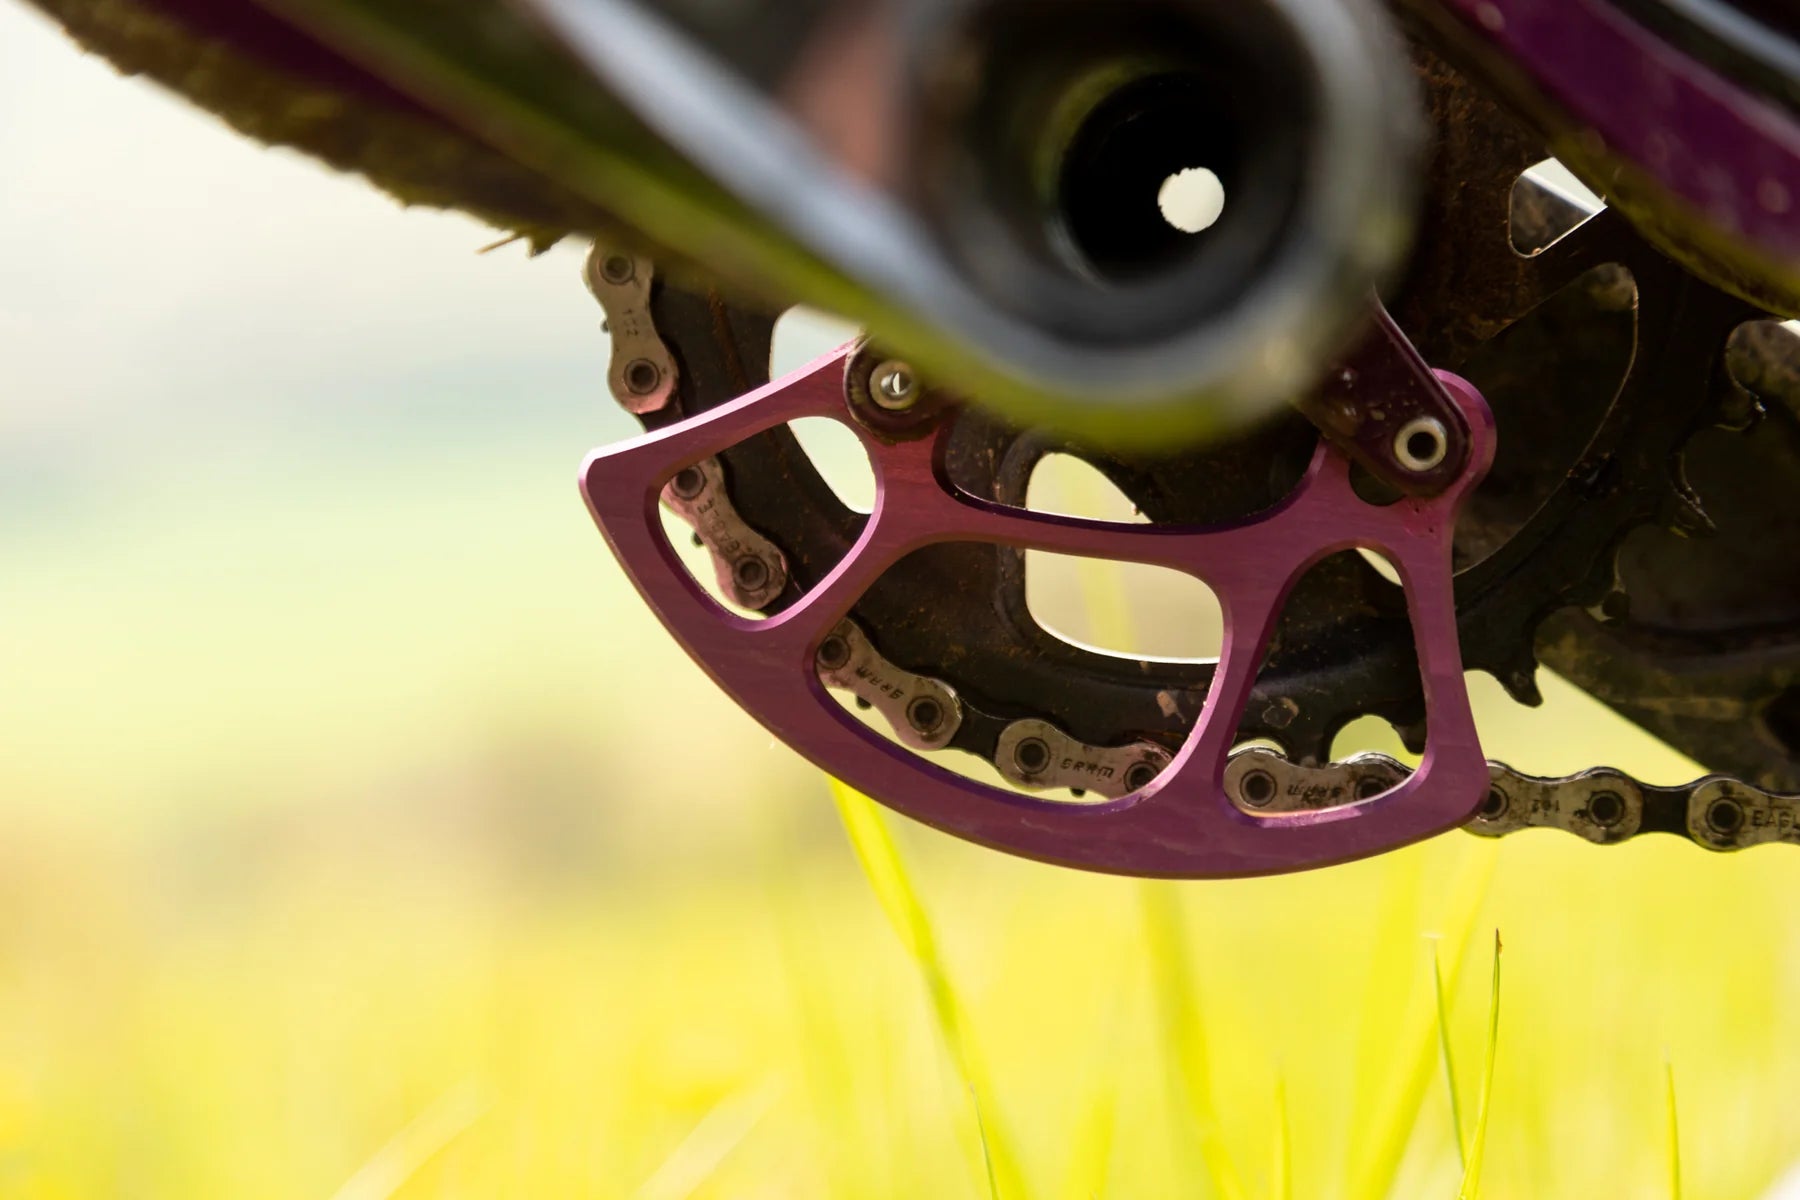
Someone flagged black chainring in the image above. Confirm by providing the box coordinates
[631,46,1800,788]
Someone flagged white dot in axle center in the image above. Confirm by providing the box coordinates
[1158,167,1226,234]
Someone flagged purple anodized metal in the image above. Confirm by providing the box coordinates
[581,349,1497,878]
[1428,0,1800,268]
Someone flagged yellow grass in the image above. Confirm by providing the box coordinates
[5,424,1800,1198]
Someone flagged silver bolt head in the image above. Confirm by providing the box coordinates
[1393,416,1449,473]
[872,360,919,411]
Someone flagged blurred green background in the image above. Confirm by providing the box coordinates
[7,5,1800,1197]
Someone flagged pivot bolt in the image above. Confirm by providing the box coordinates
[872,360,920,411]
[1393,416,1449,473]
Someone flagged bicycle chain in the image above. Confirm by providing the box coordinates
[1230,747,1800,852]
[586,239,1791,853]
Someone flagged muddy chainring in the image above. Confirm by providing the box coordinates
[617,47,1800,795]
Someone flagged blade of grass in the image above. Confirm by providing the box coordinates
[329,1080,486,1200]
[1063,1080,1118,1200]
[633,1079,781,1200]
[1455,933,1504,1200]
[972,1084,1003,1200]
[1060,1017,1121,1200]
[1272,1075,1292,1200]
[766,874,865,1195]
[1348,841,1496,1198]
[1666,1057,1683,1200]
[1141,882,1246,1200]
[829,779,1020,1200]
[1433,939,1468,1170]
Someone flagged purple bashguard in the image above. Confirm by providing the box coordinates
[580,348,1498,879]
